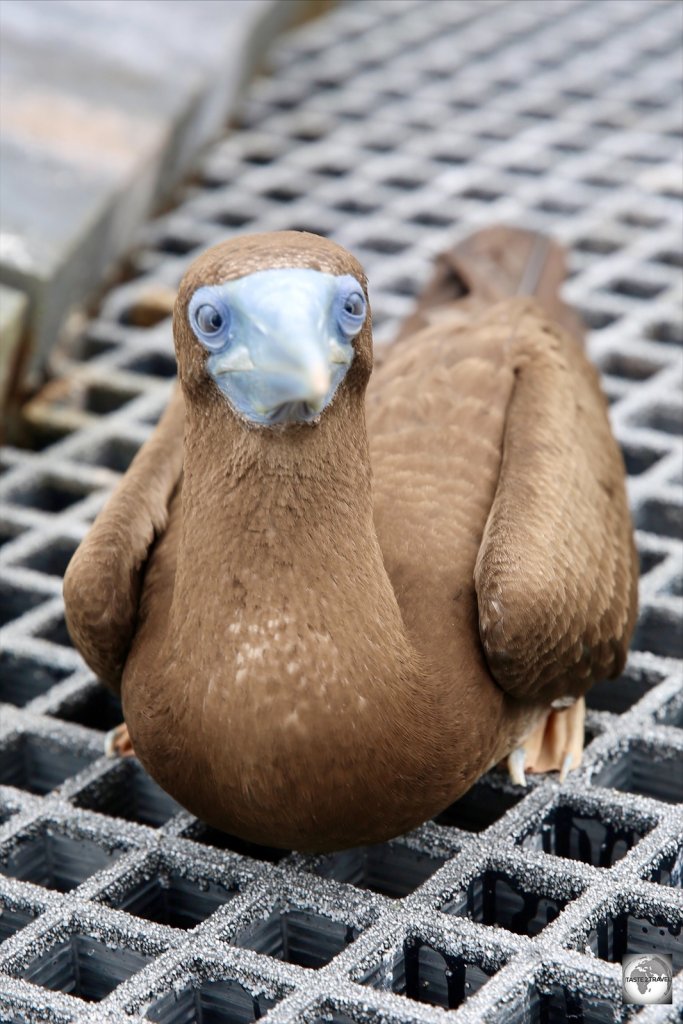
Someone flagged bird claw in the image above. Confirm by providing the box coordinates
[104,723,135,758]
[506,698,585,785]
[559,751,575,783]
[507,747,527,788]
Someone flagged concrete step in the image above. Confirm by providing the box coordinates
[0,0,305,404]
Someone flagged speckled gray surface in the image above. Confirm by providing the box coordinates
[0,1,682,1021]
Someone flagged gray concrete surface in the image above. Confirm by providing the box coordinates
[0,0,305,398]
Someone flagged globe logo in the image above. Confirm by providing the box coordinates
[622,953,672,1005]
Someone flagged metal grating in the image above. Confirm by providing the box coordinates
[1,0,682,1020]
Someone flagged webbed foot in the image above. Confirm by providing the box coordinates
[506,697,585,787]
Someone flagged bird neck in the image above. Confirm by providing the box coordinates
[174,387,417,685]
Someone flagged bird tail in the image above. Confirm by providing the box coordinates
[394,226,584,345]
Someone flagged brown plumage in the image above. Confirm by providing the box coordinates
[63,227,638,852]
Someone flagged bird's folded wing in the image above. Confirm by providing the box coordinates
[474,309,638,705]
[63,386,185,692]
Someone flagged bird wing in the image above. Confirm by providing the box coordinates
[473,305,639,704]
[63,386,184,692]
[368,227,638,709]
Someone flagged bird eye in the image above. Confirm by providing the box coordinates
[337,283,366,338]
[343,293,365,317]
[189,290,231,351]
[196,304,223,334]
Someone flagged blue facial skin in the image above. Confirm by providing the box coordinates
[187,268,366,427]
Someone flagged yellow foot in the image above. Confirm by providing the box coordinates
[507,697,585,787]
[104,722,135,758]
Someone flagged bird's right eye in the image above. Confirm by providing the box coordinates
[189,290,232,351]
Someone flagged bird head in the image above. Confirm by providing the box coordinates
[174,231,372,427]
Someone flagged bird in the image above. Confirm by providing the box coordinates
[63,227,638,853]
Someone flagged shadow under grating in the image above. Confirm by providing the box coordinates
[519,799,654,868]
[585,662,665,714]
[0,822,125,892]
[312,842,446,898]
[180,819,288,864]
[0,897,39,943]
[363,937,499,1012]
[52,683,123,732]
[434,778,522,832]
[593,740,683,804]
[505,982,623,1024]
[19,931,152,1002]
[586,905,682,969]
[73,759,183,827]
[0,580,49,627]
[145,978,278,1024]
[0,651,72,707]
[102,863,238,930]
[233,907,359,969]
[0,733,98,795]
[442,867,580,937]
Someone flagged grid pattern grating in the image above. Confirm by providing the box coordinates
[1,1,681,1021]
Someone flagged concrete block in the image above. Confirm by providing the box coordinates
[0,0,306,392]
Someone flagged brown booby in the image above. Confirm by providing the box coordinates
[63,228,638,852]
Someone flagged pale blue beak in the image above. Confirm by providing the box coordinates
[187,268,365,426]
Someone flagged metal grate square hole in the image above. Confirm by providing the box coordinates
[585,663,664,714]
[0,651,71,707]
[0,522,26,548]
[518,799,654,868]
[123,352,177,379]
[181,820,288,864]
[18,537,78,578]
[575,307,618,331]
[363,936,499,1012]
[34,612,73,648]
[0,733,98,795]
[0,822,124,892]
[73,759,183,827]
[646,319,682,346]
[6,477,93,514]
[313,842,446,899]
[635,498,683,539]
[19,931,153,1002]
[102,857,238,930]
[0,579,49,626]
[632,402,683,436]
[119,296,172,329]
[76,436,141,474]
[233,906,359,969]
[621,442,663,477]
[507,981,622,1024]
[52,684,123,732]
[600,352,662,382]
[442,868,578,937]
[0,896,39,942]
[145,976,278,1024]
[585,904,682,969]
[638,546,667,576]
[435,778,522,832]
[82,383,140,415]
[631,605,683,659]
[593,740,683,804]
[646,844,683,888]
[80,334,119,359]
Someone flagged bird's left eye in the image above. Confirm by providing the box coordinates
[344,293,365,317]
[196,304,223,334]
[337,283,366,338]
